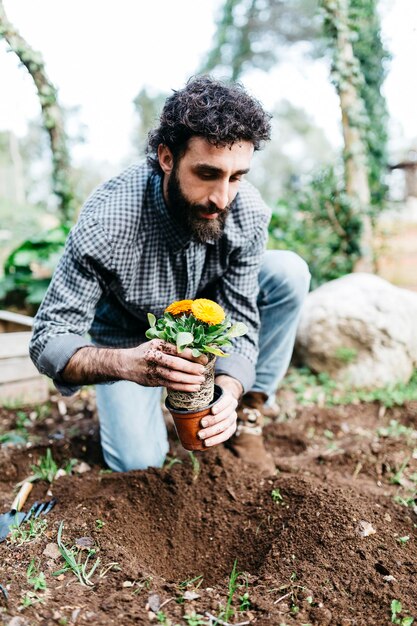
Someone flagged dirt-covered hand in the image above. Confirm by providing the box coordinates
[125,339,208,391]
[197,387,238,447]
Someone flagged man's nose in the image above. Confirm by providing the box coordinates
[208,181,229,211]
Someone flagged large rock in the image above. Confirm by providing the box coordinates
[295,273,417,388]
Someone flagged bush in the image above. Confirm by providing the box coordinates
[268,167,362,289]
[0,225,69,314]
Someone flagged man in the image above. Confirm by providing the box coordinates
[30,75,310,475]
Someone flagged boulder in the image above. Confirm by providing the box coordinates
[295,273,417,388]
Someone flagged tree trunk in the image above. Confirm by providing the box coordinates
[323,0,374,272]
[0,0,75,224]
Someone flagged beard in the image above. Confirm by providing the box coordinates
[166,166,230,244]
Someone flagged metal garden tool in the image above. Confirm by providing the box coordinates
[0,481,33,542]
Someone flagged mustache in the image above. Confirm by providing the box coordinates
[195,203,230,215]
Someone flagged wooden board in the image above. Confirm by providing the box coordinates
[0,332,32,359]
[0,377,49,406]
[0,313,49,405]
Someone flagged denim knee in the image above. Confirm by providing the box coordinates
[103,443,167,473]
[259,250,311,308]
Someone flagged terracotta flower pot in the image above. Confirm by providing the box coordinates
[165,384,223,451]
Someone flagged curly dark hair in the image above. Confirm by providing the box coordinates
[146,75,272,174]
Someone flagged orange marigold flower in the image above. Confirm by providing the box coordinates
[191,299,226,325]
[165,300,194,316]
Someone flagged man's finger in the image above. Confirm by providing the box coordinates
[153,366,205,386]
[157,340,208,365]
[203,422,237,448]
[198,413,236,441]
[148,348,206,375]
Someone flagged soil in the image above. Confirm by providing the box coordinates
[0,387,416,626]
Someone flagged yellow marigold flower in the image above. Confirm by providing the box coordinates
[165,299,194,316]
[191,299,226,325]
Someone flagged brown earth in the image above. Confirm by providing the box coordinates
[0,388,416,626]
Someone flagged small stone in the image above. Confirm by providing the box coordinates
[122,581,134,588]
[57,400,67,416]
[75,536,94,550]
[183,590,200,601]
[7,618,29,626]
[55,469,67,480]
[71,608,81,622]
[43,543,61,560]
[56,574,65,581]
[146,593,161,613]
[384,513,392,522]
[357,520,376,537]
[74,462,91,474]
[383,575,396,582]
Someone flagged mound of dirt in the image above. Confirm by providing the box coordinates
[0,392,416,625]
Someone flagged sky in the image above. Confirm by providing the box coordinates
[0,0,416,170]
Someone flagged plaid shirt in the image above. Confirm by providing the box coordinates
[30,161,271,395]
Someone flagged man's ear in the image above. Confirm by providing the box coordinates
[158,144,174,175]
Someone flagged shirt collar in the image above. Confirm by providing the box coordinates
[150,173,216,253]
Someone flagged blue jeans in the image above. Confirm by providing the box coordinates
[95,250,310,471]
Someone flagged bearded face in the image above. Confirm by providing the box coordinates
[167,161,230,244]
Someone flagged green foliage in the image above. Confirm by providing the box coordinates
[321,0,390,212]
[282,367,417,408]
[349,0,390,209]
[391,599,414,625]
[269,167,361,287]
[26,559,47,591]
[31,448,59,483]
[146,311,247,358]
[271,488,284,504]
[0,224,68,312]
[54,521,100,587]
[8,517,48,546]
[202,0,321,80]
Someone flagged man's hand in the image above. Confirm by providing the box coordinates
[62,339,208,390]
[124,339,208,390]
[197,375,242,447]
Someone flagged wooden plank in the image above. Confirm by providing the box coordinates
[0,377,49,406]
[0,332,32,359]
[0,310,34,327]
[0,356,39,383]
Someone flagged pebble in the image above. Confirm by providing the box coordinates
[42,542,61,560]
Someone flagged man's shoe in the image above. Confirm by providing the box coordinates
[228,391,276,475]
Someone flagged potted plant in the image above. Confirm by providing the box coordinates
[146,298,247,450]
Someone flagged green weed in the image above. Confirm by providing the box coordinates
[95,519,105,530]
[164,455,183,470]
[391,599,414,625]
[334,347,358,363]
[8,518,48,546]
[271,488,284,504]
[188,452,200,478]
[54,521,100,586]
[31,448,59,483]
[378,420,416,441]
[183,613,207,626]
[20,591,44,609]
[396,536,410,545]
[281,367,417,408]
[26,559,47,591]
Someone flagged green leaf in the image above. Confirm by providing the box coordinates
[176,332,194,351]
[191,348,202,357]
[147,313,156,328]
[402,617,414,626]
[203,345,228,357]
[228,322,248,338]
